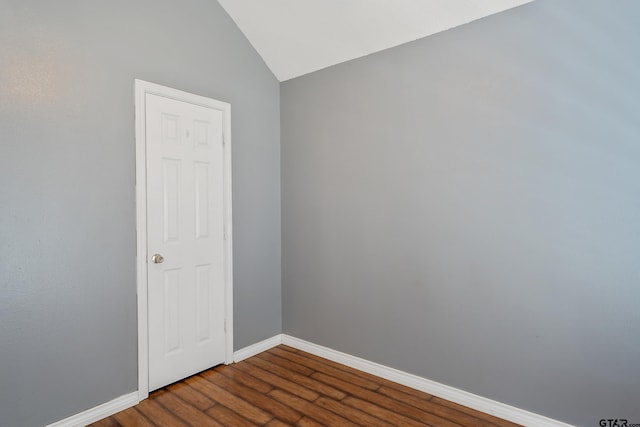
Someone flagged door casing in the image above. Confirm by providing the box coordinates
[134,79,233,400]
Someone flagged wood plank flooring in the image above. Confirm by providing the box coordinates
[91,345,520,427]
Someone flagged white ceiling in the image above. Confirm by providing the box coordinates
[217,0,534,82]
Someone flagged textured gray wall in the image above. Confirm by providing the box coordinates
[281,1,640,425]
[0,1,281,426]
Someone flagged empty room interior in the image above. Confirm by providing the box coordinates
[1,1,639,426]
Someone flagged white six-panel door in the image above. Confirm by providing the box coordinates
[145,92,228,391]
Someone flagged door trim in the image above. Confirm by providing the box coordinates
[134,79,233,400]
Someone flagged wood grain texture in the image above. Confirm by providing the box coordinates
[205,405,258,427]
[201,369,302,424]
[89,345,521,427]
[112,408,155,427]
[166,381,217,411]
[135,398,189,427]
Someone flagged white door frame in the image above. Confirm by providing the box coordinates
[134,79,233,400]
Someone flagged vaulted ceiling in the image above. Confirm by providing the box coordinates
[217,0,534,81]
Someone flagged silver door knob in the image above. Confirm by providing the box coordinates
[151,254,164,264]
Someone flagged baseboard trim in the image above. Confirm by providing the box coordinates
[45,335,573,426]
[46,392,139,427]
[282,335,574,427]
[234,334,283,362]
[46,335,284,427]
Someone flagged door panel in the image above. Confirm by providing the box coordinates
[146,93,226,391]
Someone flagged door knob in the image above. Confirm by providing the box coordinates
[151,254,164,264]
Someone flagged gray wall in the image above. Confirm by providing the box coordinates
[281,1,640,425]
[0,1,281,426]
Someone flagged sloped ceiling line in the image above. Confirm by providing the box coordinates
[217,0,534,81]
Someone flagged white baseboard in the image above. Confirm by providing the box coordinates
[46,392,139,427]
[46,335,572,427]
[46,335,283,427]
[282,335,574,427]
[234,334,283,362]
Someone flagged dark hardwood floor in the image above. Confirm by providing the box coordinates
[90,345,520,427]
